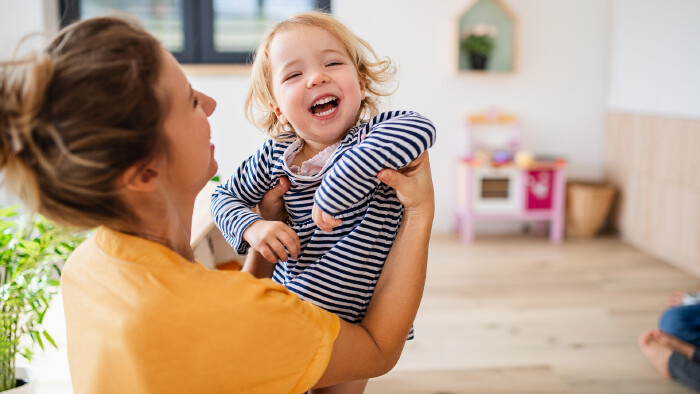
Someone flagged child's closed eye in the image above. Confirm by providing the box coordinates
[326,61,343,67]
[284,72,301,81]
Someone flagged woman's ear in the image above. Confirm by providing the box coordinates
[120,161,160,192]
[269,102,288,124]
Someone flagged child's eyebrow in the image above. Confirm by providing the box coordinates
[279,59,302,73]
[320,48,346,57]
[278,48,348,70]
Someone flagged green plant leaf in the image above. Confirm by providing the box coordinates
[42,330,57,349]
[1,207,86,366]
[30,330,44,351]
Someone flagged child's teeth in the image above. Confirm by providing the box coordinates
[313,96,336,106]
[314,106,337,117]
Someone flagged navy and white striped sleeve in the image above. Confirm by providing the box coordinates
[314,111,436,216]
[210,140,275,254]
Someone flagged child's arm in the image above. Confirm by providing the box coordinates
[211,140,299,262]
[313,111,436,230]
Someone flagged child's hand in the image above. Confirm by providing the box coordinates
[243,220,300,263]
[312,203,342,232]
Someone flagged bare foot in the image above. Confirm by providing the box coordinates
[657,331,696,359]
[638,329,672,378]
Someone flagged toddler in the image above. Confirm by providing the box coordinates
[211,12,435,390]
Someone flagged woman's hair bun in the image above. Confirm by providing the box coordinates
[0,52,55,211]
[0,53,54,166]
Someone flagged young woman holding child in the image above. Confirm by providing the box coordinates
[0,15,434,393]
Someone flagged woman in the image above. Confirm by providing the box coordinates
[0,16,434,393]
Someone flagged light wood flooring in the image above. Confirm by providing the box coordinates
[26,233,699,393]
[366,233,699,394]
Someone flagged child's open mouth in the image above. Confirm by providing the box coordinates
[310,96,338,117]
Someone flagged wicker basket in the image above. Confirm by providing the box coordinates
[566,182,616,238]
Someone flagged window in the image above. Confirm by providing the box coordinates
[59,0,331,64]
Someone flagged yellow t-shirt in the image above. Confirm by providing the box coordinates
[61,226,340,394]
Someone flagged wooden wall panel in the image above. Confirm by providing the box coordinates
[605,112,700,276]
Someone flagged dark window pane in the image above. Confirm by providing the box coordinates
[80,0,185,53]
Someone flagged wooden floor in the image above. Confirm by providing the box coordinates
[27,232,699,393]
[366,233,699,394]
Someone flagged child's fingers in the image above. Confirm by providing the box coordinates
[278,229,301,259]
[320,211,341,232]
[322,211,342,226]
[258,245,280,264]
[267,239,290,262]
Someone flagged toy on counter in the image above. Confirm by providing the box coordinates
[491,149,513,166]
[514,150,533,168]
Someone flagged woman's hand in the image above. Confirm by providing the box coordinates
[377,152,434,217]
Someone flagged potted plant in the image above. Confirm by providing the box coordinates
[0,205,85,392]
[460,23,498,70]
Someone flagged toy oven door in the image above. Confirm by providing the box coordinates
[471,167,522,215]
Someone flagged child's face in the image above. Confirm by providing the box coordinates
[268,25,365,146]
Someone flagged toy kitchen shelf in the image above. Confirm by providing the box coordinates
[455,111,566,243]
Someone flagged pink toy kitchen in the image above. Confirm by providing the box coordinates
[455,110,567,243]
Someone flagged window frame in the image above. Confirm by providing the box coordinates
[59,0,331,64]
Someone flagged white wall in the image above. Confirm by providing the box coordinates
[0,0,612,233]
[607,0,700,119]
[0,0,60,208]
[0,0,58,56]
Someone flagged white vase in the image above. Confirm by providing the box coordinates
[3,368,36,394]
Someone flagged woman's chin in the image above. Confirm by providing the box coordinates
[207,160,219,181]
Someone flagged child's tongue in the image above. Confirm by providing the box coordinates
[312,102,336,114]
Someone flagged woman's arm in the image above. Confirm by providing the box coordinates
[314,152,434,387]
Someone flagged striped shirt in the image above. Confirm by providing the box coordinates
[211,111,436,329]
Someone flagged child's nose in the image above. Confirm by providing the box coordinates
[307,70,329,88]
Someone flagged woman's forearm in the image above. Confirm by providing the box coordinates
[315,152,434,388]
[314,208,433,388]
[242,250,276,278]
[361,207,433,364]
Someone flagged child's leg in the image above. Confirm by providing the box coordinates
[659,305,700,347]
[310,379,369,394]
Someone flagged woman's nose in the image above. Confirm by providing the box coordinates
[307,70,329,88]
[201,92,217,116]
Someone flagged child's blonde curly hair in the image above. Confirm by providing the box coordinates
[244,11,396,142]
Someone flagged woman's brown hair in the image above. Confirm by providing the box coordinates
[0,16,164,228]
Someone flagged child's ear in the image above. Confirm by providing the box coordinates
[269,102,288,124]
[120,160,160,193]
